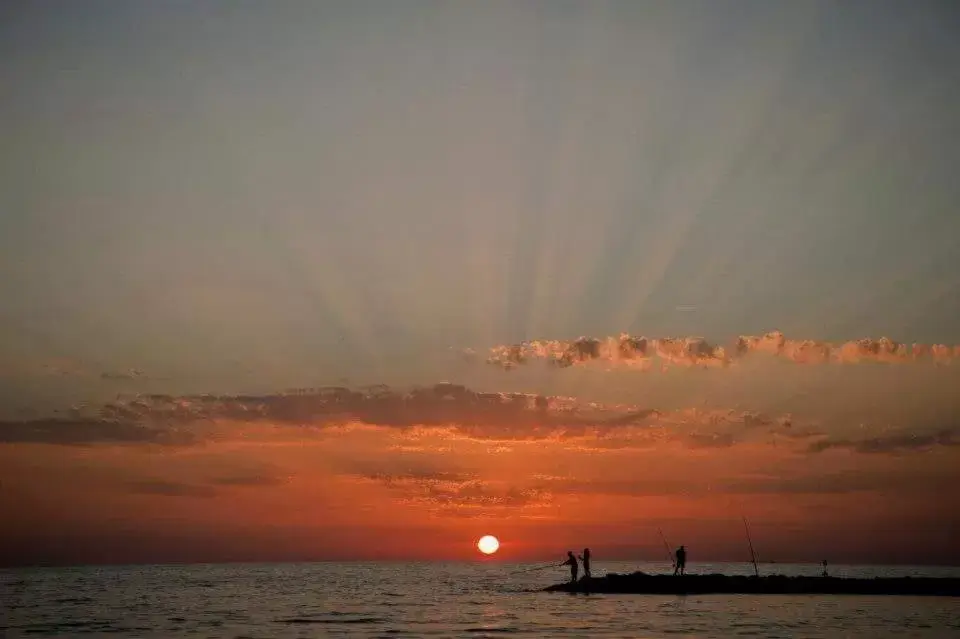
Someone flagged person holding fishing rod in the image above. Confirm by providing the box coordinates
[659,528,686,576]
[561,551,579,583]
[674,545,687,576]
[507,550,587,583]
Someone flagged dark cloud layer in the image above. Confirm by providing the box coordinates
[0,418,195,446]
[0,384,954,459]
[127,480,216,498]
[808,428,959,454]
[210,474,287,487]
[0,384,656,445]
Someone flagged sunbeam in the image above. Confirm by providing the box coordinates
[2,0,959,567]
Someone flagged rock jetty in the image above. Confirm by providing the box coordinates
[543,572,960,597]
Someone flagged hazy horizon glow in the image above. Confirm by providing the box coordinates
[2,1,959,566]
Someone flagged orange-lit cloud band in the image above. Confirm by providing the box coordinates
[478,331,960,370]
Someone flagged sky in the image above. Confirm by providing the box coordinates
[1,0,959,566]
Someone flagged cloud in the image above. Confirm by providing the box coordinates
[100,369,149,381]
[487,464,954,501]
[36,359,90,378]
[0,384,663,446]
[0,387,826,460]
[16,383,951,459]
[123,470,289,498]
[684,431,737,449]
[807,428,959,454]
[18,360,156,382]
[724,469,948,496]
[480,330,960,370]
[209,473,288,487]
[485,335,725,370]
[529,475,704,498]
[355,471,552,515]
[0,418,196,446]
[126,480,216,498]
[338,444,960,515]
[734,333,960,365]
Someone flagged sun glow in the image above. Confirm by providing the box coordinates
[477,535,500,555]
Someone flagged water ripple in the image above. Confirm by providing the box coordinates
[3,561,959,638]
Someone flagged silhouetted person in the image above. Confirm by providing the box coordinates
[674,545,687,576]
[561,551,579,583]
[578,548,591,579]
[822,560,829,578]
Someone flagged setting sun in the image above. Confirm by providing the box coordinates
[477,535,500,555]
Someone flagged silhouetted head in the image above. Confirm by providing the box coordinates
[679,545,685,550]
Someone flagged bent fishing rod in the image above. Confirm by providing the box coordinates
[743,516,760,577]
[658,527,676,569]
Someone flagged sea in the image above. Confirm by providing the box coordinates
[3,561,959,638]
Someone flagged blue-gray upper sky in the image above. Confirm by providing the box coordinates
[2,0,959,409]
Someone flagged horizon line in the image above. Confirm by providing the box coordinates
[5,558,960,570]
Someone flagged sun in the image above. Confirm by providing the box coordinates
[477,535,500,555]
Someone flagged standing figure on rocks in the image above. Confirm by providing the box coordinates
[579,548,591,579]
[561,551,579,583]
[822,560,829,577]
[674,545,687,576]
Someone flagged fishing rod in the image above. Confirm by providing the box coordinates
[743,516,760,577]
[658,528,676,569]
[509,563,559,575]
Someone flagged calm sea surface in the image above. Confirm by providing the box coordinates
[3,562,959,638]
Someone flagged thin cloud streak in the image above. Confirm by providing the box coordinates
[0,418,197,446]
[353,471,552,517]
[808,428,959,454]
[126,480,216,498]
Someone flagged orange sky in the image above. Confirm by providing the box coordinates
[4,1,960,570]
[3,338,959,566]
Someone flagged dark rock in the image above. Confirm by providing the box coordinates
[542,572,960,596]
